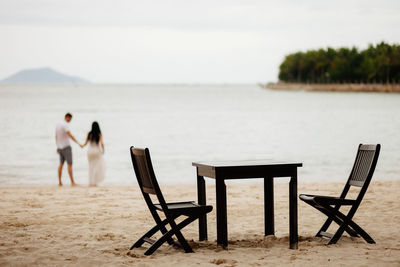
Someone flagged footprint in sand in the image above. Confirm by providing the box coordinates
[210,258,237,266]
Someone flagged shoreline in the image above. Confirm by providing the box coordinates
[1,176,399,188]
[263,82,400,93]
[1,181,399,266]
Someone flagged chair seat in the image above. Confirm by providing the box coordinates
[299,194,356,206]
[154,201,213,216]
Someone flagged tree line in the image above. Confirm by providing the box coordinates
[278,42,400,84]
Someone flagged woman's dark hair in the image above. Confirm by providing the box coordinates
[88,121,101,144]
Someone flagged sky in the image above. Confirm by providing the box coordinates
[0,0,399,84]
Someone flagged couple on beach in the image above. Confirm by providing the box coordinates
[55,113,105,186]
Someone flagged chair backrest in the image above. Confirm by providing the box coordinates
[130,147,157,194]
[338,144,381,215]
[130,147,167,208]
[348,144,380,187]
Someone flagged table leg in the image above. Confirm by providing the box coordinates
[216,178,228,248]
[197,172,207,241]
[264,176,274,236]
[289,169,298,249]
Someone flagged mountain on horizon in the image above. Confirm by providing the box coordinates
[1,67,89,84]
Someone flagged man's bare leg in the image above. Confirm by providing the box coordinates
[58,163,64,186]
[67,164,76,186]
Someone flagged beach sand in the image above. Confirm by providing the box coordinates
[0,181,399,266]
[264,82,400,93]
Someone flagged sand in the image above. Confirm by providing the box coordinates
[263,82,400,93]
[0,181,399,266]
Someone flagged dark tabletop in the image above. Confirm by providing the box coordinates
[192,160,303,168]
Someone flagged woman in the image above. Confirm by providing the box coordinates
[82,121,105,186]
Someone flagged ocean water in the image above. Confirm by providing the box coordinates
[0,84,399,186]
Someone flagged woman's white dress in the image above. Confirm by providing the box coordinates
[87,141,105,186]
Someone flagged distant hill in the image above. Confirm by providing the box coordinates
[1,67,89,84]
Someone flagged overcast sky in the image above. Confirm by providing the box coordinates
[0,0,399,83]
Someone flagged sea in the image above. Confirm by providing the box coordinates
[0,84,399,186]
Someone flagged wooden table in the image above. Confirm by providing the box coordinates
[192,160,302,249]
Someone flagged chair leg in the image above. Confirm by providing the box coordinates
[145,216,198,255]
[345,219,375,244]
[145,231,178,256]
[167,216,198,253]
[327,223,347,244]
[151,214,177,246]
[328,221,375,245]
[131,215,180,250]
[149,207,180,246]
[324,206,375,244]
[130,222,165,249]
[316,202,345,237]
[316,217,334,237]
[313,206,359,238]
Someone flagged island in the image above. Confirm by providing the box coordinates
[1,67,89,84]
[265,42,400,93]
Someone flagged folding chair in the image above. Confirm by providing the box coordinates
[129,147,213,255]
[300,144,381,245]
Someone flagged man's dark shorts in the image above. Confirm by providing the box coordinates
[59,146,72,164]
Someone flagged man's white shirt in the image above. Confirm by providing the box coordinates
[56,121,70,149]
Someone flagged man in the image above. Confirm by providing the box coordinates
[55,113,81,186]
